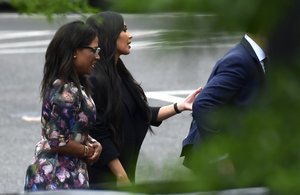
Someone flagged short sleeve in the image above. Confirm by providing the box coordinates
[42,82,82,148]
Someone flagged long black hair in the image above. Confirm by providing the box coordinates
[41,20,97,99]
[86,11,151,143]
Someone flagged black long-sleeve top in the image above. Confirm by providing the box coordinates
[88,74,162,188]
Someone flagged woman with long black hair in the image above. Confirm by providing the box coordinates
[86,11,201,188]
[24,21,102,191]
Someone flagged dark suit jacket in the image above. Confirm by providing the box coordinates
[181,37,266,167]
[88,73,161,188]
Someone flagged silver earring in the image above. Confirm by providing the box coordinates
[73,55,77,58]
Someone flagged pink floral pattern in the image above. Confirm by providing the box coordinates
[24,80,96,191]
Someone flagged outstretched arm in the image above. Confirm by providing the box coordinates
[156,87,202,121]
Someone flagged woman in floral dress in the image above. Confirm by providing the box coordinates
[24,21,102,191]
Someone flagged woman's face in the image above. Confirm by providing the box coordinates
[115,24,132,59]
[74,36,100,76]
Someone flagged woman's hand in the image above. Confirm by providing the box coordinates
[156,87,202,121]
[86,139,102,165]
[108,158,131,187]
[178,87,202,111]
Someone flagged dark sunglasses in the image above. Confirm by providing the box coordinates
[82,46,101,54]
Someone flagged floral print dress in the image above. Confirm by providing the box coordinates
[24,79,96,191]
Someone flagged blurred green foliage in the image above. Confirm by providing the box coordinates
[112,0,291,34]
[10,0,300,194]
[9,0,292,33]
[10,0,98,21]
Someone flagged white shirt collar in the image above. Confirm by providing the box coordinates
[244,34,266,62]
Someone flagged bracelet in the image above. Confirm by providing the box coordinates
[83,145,88,157]
[173,103,182,114]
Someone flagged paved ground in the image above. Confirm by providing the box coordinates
[0,13,239,194]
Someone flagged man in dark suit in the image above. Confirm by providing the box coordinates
[181,33,268,169]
